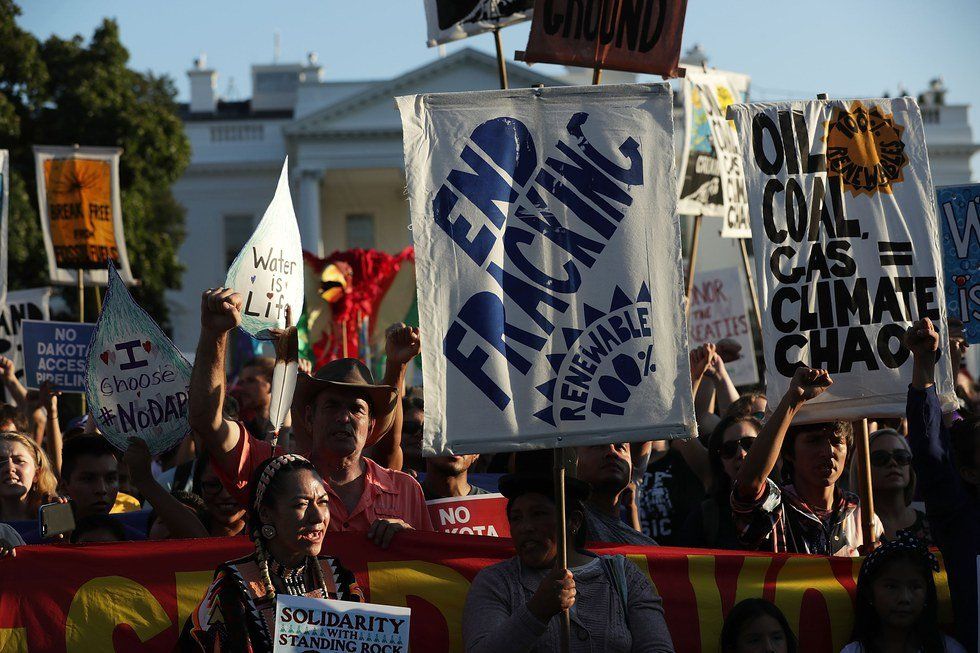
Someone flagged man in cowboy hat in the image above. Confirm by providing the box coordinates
[188,288,432,548]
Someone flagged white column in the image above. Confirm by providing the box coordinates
[298,169,323,256]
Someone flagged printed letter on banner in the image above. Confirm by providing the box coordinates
[32,146,136,286]
[522,0,688,76]
[936,184,980,344]
[424,0,533,46]
[399,85,695,455]
[728,98,957,420]
[677,67,752,239]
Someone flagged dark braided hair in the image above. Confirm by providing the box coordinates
[246,454,328,601]
[851,532,945,653]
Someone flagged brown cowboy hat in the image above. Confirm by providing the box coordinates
[294,358,397,447]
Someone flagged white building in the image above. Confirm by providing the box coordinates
[170,49,980,373]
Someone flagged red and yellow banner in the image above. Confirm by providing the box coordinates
[0,532,951,652]
[42,157,119,269]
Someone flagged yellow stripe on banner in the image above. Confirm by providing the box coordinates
[175,571,215,634]
[688,555,723,652]
[65,576,171,651]
[625,554,659,595]
[773,558,854,653]
[0,627,28,651]
[732,555,773,607]
[367,561,471,653]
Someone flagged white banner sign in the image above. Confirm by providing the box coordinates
[32,145,135,286]
[677,67,751,238]
[273,594,410,653]
[729,97,957,420]
[399,84,696,455]
[0,150,8,307]
[689,266,758,387]
[424,0,533,46]
[0,287,52,397]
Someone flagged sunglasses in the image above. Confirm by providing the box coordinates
[720,437,755,459]
[870,449,912,467]
[751,411,766,422]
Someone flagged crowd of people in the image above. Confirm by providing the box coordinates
[1,284,978,653]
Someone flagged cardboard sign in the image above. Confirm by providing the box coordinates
[426,493,510,537]
[0,150,8,307]
[424,0,533,46]
[522,0,688,76]
[86,264,192,454]
[936,184,980,343]
[21,320,96,392]
[398,84,695,455]
[32,146,135,286]
[688,267,758,387]
[677,68,752,238]
[728,98,957,420]
[0,287,52,397]
[273,594,410,653]
[226,158,304,340]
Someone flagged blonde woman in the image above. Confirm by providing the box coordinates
[0,432,59,522]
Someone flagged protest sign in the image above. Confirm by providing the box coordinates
[21,320,96,392]
[936,184,980,343]
[398,84,695,455]
[226,158,304,340]
[273,594,410,653]
[0,150,8,306]
[424,0,533,46]
[32,146,135,286]
[0,288,52,397]
[86,264,192,454]
[521,0,687,76]
[677,68,752,238]
[728,98,957,420]
[426,493,510,537]
[0,532,954,653]
[689,267,758,386]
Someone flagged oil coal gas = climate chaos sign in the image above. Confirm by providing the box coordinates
[85,264,193,455]
[399,84,696,456]
[728,97,958,421]
[226,157,304,341]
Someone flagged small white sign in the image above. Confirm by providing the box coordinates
[273,594,411,653]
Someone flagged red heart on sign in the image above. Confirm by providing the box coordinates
[143,341,152,352]
[100,351,110,365]
[266,292,274,299]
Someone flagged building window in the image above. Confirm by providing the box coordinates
[210,124,264,142]
[224,215,254,267]
[921,108,940,124]
[346,214,375,250]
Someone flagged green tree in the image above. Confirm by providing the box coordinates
[0,1,190,330]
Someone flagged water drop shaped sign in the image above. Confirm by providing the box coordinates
[226,157,305,340]
[85,263,192,454]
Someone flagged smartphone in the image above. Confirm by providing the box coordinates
[38,501,75,539]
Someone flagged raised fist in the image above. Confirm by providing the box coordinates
[787,366,833,404]
[385,323,421,367]
[200,288,243,335]
[903,318,940,358]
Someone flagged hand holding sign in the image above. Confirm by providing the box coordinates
[528,567,576,622]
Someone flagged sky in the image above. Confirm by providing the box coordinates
[18,0,980,175]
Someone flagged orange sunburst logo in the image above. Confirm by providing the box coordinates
[824,101,908,197]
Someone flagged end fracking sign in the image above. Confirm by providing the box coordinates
[21,320,95,392]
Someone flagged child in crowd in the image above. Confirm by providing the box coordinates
[720,598,797,653]
[842,532,965,653]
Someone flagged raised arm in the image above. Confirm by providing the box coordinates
[39,382,63,476]
[0,356,28,408]
[708,345,740,414]
[734,367,833,501]
[124,438,208,539]
[369,323,420,470]
[188,288,243,457]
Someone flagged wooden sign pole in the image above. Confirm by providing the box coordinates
[77,269,87,413]
[855,417,876,549]
[684,214,704,316]
[493,28,508,90]
[552,447,570,651]
[737,238,763,334]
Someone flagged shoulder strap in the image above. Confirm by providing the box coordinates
[600,554,630,629]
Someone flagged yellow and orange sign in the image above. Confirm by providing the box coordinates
[825,101,909,197]
[43,157,119,269]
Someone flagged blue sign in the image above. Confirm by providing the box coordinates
[937,184,980,344]
[21,320,96,392]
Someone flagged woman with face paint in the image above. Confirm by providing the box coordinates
[181,454,363,652]
[462,471,675,652]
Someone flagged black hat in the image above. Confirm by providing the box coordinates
[294,358,397,446]
[498,472,591,504]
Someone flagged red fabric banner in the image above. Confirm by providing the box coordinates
[0,531,952,652]
[522,0,688,77]
[426,495,511,538]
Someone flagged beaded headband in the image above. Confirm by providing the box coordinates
[253,453,309,511]
[860,530,939,583]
